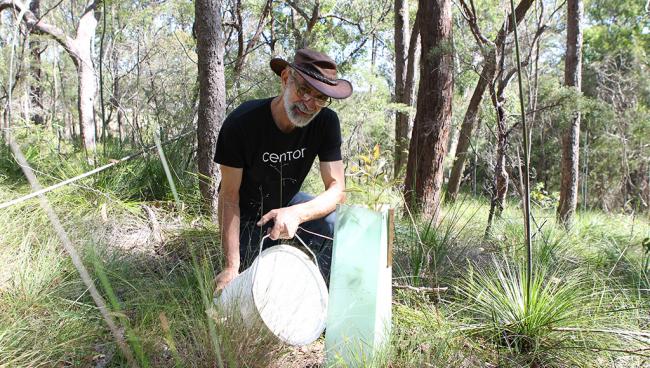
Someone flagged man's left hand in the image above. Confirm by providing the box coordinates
[257,207,302,240]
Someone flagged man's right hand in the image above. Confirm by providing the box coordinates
[214,267,239,295]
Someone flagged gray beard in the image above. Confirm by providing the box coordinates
[283,89,317,128]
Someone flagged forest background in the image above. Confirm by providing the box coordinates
[0,0,649,367]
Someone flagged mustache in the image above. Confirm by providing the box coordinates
[293,102,315,115]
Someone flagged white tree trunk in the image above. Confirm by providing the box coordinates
[0,0,99,152]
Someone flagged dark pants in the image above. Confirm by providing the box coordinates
[239,192,336,283]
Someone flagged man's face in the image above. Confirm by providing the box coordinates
[282,70,330,128]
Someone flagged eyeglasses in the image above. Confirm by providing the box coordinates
[290,70,332,108]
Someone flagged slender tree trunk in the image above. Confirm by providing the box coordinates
[51,50,58,128]
[58,59,72,139]
[195,0,227,216]
[28,0,43,125]
[133,31,141,146]
[2,107,8,142]
[445,0,534,202]
[74,5,99,153]
[557,0,583,226]
[98,0,107,143]
[394,0,420,178]
[111,5,123,143]
[394,0,408,175]
[491,84,509,219]
[403,0,453,221]
[446,49,496,201]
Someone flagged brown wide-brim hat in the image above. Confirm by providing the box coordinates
[270,49,353,100]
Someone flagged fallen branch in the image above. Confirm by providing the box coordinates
[392,284,448,293]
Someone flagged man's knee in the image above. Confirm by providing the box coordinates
[322,210,336,236]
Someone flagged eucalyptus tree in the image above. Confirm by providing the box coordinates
[195,0,227,215]
[27,0,43,125]
[557,0,583,225]
[393,0,420,177]
[403,0,453,221]
[0,0,101,152]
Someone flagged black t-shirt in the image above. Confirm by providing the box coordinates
[214,97,342,221]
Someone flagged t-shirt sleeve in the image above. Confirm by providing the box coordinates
[318,110,343,162]
[214,117,245,168]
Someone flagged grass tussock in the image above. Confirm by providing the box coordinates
[459,260,588,361]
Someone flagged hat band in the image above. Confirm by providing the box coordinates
[292,64,339,86]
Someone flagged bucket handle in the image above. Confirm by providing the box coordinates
[257,233,321,274]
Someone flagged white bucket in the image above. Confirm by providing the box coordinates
[214,235,328,346]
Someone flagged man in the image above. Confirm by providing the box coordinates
[213,49,353,291]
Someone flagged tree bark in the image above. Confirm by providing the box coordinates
[394,0,420,177]
[195,0,227,216]
[110,4,123,143]
[557,0,583,226]
[28,0,44,125]
[394,0,408,175]
[490,81,510,220]
[403,0,453,222]
[74,3,99,152]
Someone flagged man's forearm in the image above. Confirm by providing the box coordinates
[218,192,241,270]
[292,183,345,223]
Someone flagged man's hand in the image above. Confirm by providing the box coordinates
[257,206,302,240]
[214,267,239,294]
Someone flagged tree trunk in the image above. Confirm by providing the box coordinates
[557,0,583,226]
[76,58,97,152]
[195,0,227,216]
[74,4,99,153]
[446,49,496,202]
[394,0,408,175]
[491,84,509,219]
[394,0,420,177]
[28,0,44,125]
[111,5,123,143]
[445,0,535,202]
[403,0,453,222]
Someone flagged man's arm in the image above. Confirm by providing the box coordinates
[215,164,243,292]
[258,160,345,240]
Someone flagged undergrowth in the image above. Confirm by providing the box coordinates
[1,135,649,367]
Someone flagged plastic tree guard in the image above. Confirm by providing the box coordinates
[325,205,393,367]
